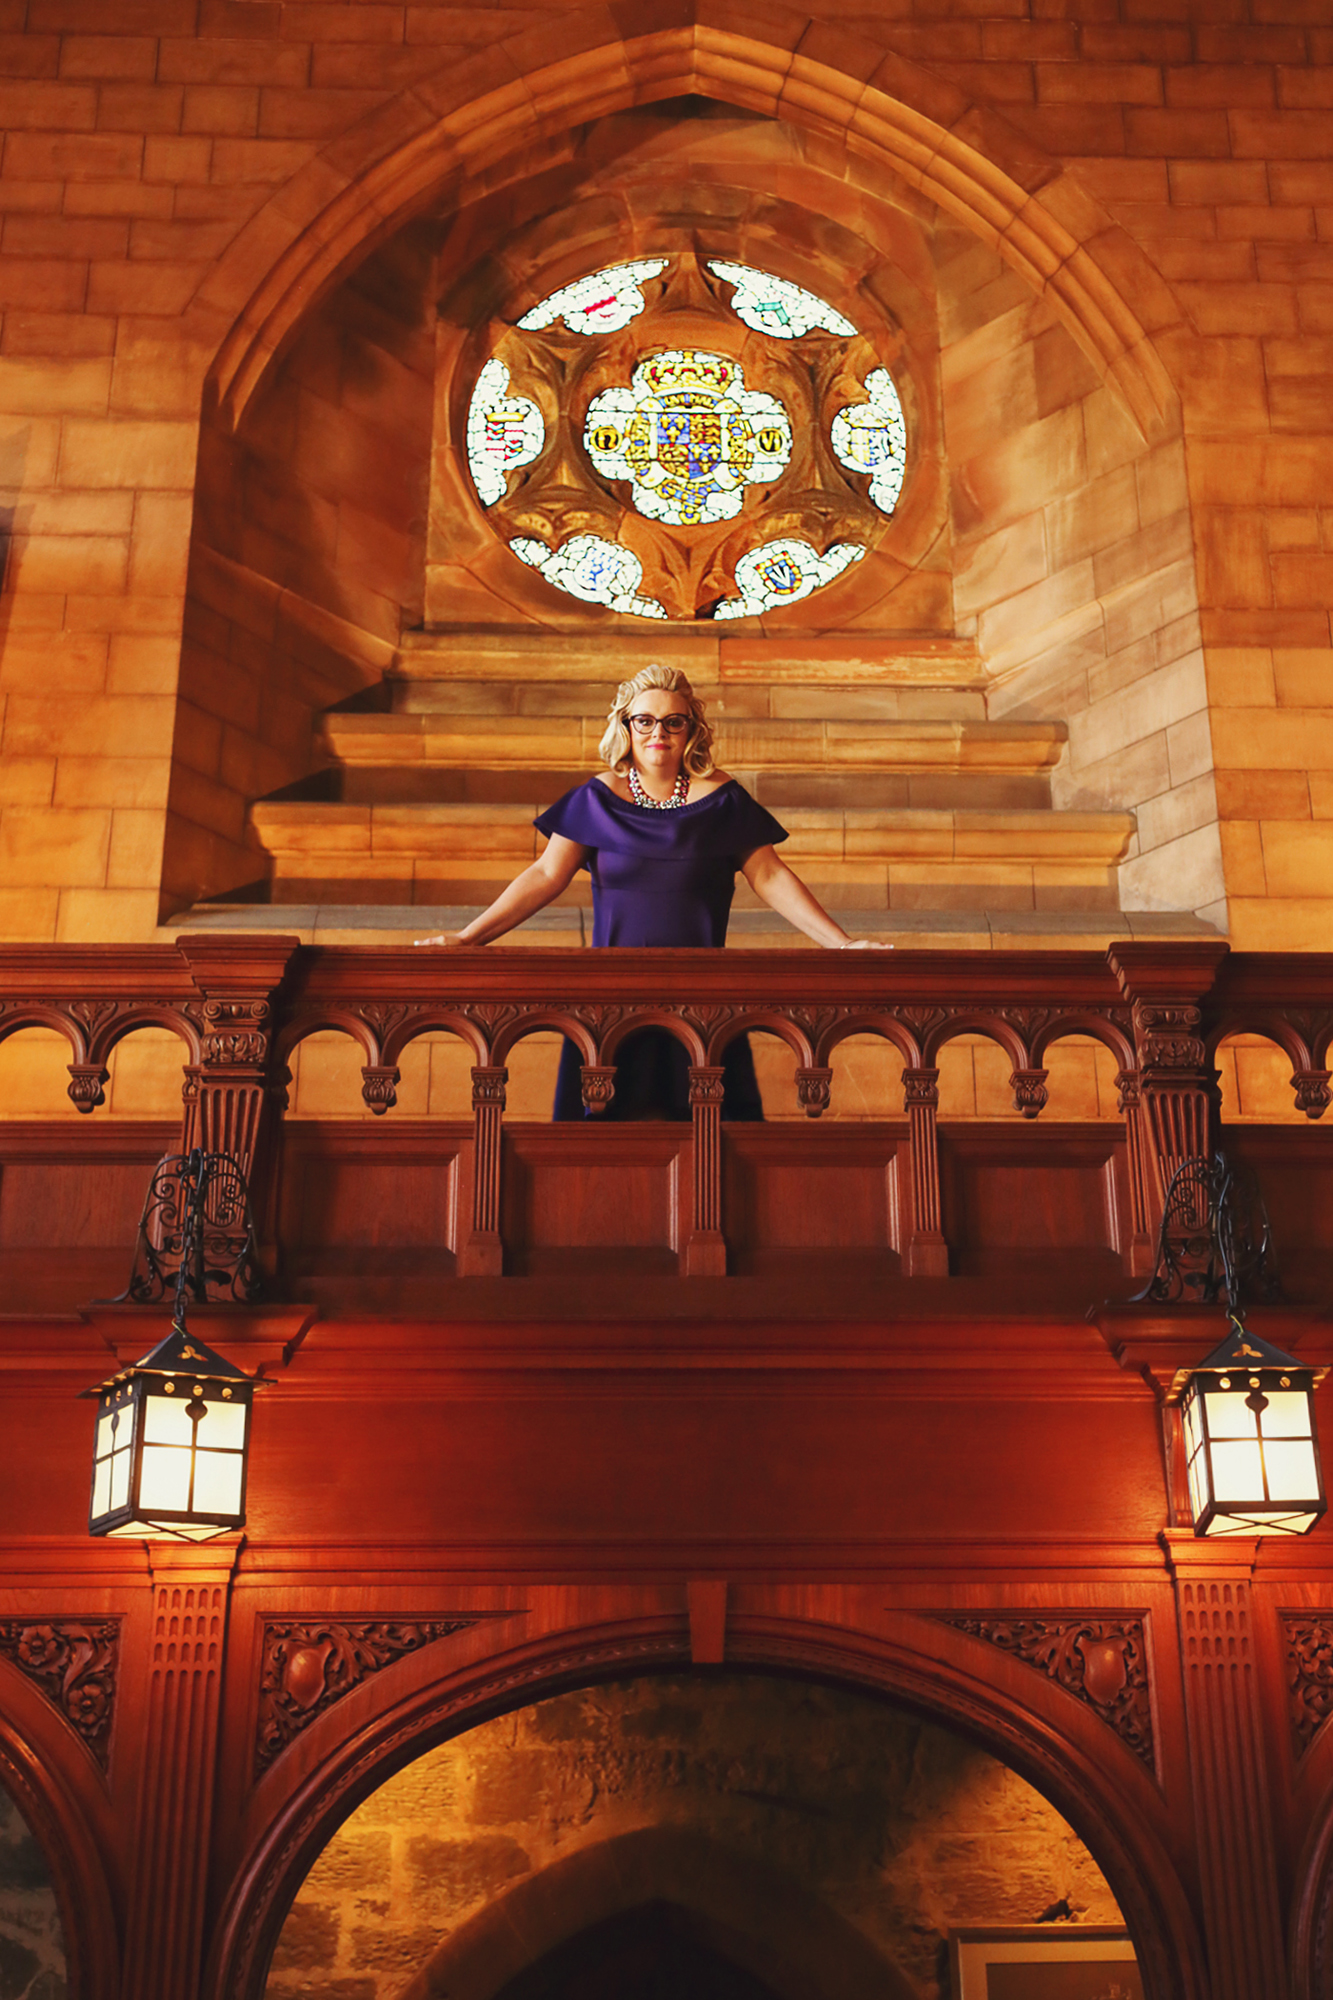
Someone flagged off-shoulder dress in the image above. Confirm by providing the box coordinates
[532,777,789,1121]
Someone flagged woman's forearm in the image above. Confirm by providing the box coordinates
[456,858,576,945]
[746,852,851,947]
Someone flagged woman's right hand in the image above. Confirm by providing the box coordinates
[413,933,477,948]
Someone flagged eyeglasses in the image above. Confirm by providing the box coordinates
[627,713,691,735]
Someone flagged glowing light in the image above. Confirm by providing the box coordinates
[585,350,791,528]
[517,259,668,335]
[831,367,907,516]
[465,358,545,507]
[511,534,668,619]
[709,260,856,339]
[714,538,864,618]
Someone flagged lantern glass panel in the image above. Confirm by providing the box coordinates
[109,1443,131,1512]
[143,1394,197,1446]
[1258,1390,1313,1437]
[192,1451,245,1516]
[1202,1388,1260,1439]
[200,1400,247,1450]
[140,1443,193,1512]
[1210,1438,1265,1498]
[1263,1438,1319,1500]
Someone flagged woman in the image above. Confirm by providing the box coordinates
[419,664,889,1119]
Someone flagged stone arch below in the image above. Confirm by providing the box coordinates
[394,1826,914,2000]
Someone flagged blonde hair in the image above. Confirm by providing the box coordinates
[598,664,715,777]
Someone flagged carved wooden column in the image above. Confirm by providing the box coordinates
[1114,1066,1156,1276]
[121,1540,240,2000]
[902,1067,948,1277]
[1163,1535,1287,2000]
[462,1065,507,1276]
[685,1065,726,1277]
[175,936,299,1237]
[1109,943,1229,1231]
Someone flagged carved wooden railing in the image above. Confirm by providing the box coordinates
[2,936,1332,1281]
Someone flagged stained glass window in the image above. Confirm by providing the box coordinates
[831,368,907,516]
[510,534,668,619]
[714,538,864,618]
[708,260,856,340]
[585,351,791,528]
[517,259,668,336]
[465,358,544,507]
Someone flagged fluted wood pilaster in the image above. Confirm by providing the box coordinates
[122,1542,239,2000]
[1164,1538,1286,2000]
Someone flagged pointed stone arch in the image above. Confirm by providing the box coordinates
[197,1,1183,443]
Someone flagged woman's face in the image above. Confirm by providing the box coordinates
[624,687,693,776]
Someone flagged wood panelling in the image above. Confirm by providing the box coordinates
[723,1126,906,1278]
[502,1127,683,1278]
[940,1125,1129,1280]
[278,1121,466,1275]
[0,1122,175,1248]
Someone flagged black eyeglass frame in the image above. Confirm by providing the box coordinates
[626,712,693,735]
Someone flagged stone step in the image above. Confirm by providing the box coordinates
[384,678,988,721]
[160,902,1222,952]
[249,801,1135,912]
[393,628,987,688]
[318,712,1067,777]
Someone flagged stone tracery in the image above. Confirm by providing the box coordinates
[462,252,909,622]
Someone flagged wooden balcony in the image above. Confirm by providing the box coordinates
[1,937,1331,1327]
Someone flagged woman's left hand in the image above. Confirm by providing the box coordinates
[838,938,894,949]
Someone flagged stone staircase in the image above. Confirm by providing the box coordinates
[164,632,1218,949]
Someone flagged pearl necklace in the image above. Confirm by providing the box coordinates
[627,765,690,809]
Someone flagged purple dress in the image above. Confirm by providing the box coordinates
[533,778,788,1121]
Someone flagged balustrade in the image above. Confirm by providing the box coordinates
[1,938,1331,1293]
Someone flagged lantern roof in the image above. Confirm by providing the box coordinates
[84,1318,253,1398]
[1194,1314,1307,1378]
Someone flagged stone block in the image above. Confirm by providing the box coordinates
[0,630,108,693]
[59,32,157,78]
[0,885,60,940]
[1038,61,1162,103]
[1216,768,1311,819]
[55,757,171,809]
[1228,895,1333,950]
[5,130,143,178]
[1218,818,1268,896]
[1272,553,1333,607]
[1206,649,1277,708]
[4,692,174,761]
[159,36,312,84]
[0,804,110,885]
[11,533,128,595]
[1120,820,1226,912]
[1126,107,1230,156]
[182,84,261,135]
[1258,818,1333,897]
[1231,108,1333,159]
[58,418,197,490]
[0,260,91,312]
[1,310,117,357]
[1272,648,1333,707]
[1136,770,1218,854]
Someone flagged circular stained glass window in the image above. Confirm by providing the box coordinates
[464,256,907,621]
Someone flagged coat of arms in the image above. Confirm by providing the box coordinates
[585,350,791,527]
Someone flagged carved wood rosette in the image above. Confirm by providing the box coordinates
[1165,1546,1287,2000]
[256,1620,477,1772]
[0,1619,119,1768]
[1281,1613,1333,1759]
[686,1065,727,1277]
[462,1065,507,1276]
[122,1543,240,2000]
[945,1615,1154,1767]
[901,1066,948,1278]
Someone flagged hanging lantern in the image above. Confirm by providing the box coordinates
[85,1320,255,1541]
[1178,1315,1327,1538]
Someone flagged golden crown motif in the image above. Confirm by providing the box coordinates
[638,350,737,397]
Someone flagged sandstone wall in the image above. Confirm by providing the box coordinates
[263,1672,1123,2000]
[0,2,1330,943]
